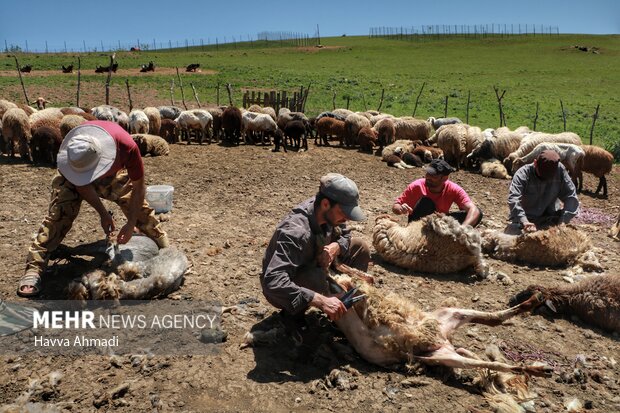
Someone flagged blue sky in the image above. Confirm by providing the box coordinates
[1,0,618,52]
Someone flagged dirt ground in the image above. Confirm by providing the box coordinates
[0,141,618,412]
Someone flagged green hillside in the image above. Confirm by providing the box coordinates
[1,34,619,152]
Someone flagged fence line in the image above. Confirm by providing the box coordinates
[369,24,560,40]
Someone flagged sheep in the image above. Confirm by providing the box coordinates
[2,108,32,161]
[373,117,396,150]
[33,97,49,110]
[510,143,585,184]
[283,120,308,151]
[480,158,511,179]
[143,107,161,136]
[30,115,62,134]
[373,214,487,276]
[343,113,372,147]
[332,108,354,119]
[393,117,432,142]
[59,114,87,138]
[502,131,582,172]
[412,145,444,163]
[59,236,188,302]
[158,105,182,121]
[128,109,150,134]
[429,124,468,169]
[29,107,63,126]
[30,125,62,165]
[0,99,18,120]
[131,134,170,157]
[60,107,85,115]
[174,109,213,144]
[159,119,177,143]
[427,116,462,129]
[204,106,223,142]
[401,152,423,167]
[578,145,614,197]
[17,103,37,116]
[481,225,602,271]
[509,274,620,333]
[222,106,243,145]
[357,127,378,152]
[91,105,129,130]
[466,130,525,166]
[315,117,347,146]
[315,111,348,122]
[242,112,278,145]
[381,140,419,169]
[94,62,118,73]
[332,271,550,378]
[247,104,277,121]
[277,107,290,117]
[185,63,200,72]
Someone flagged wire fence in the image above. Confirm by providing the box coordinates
[369,24,561,40]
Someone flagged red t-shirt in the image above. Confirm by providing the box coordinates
[395,178,471,213]
[85,120,144,181]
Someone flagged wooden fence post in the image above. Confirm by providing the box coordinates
[190,83,201,108]
[76,57,81,107]
[226,83,233,106]
[493,86,506,127]
[589,104,600,145]
[105,53,115,105]
[301,83,310,113]
[444,95,448,118]
[170,79,175,106]
[533,102,539,131]
[346,96,350,110]
[361,93,368,111]
[412,82,426,117]
[216,83,220,106]
[13,56,30,105]
[332,90,336,111]
[465,90,471,124]
[175,67,187,109]
[377,88,385,112]
[125,79,133,112]
[560,99,567,131]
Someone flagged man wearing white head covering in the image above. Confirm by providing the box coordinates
[17,120,169,297]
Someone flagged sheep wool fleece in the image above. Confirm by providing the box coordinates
[25,170,169,276]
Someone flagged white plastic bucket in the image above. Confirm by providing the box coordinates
[146,185,174,213]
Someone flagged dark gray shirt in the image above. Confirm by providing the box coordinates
[508,163,579,224]
[261,197,351,314]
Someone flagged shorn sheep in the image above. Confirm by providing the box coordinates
[427,116,462,129]
[510,142,585,184]
[481,225,602,271]
[373,214,487,277]
[332,272,550,378]
[174,109,213,144]
[242,112,278,145]
[509,274,620,333]
[131,134,170,157]
[283,120,308,151]
[128,110,150,134]
[502,131,582,172]
[578,145,614,197]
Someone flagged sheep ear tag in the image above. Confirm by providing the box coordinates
[544,300,557,313]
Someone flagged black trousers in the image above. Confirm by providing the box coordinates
[408,197,482,227]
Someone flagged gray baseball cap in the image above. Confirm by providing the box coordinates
[319,173,366,221]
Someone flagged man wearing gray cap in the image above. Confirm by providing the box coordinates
[508,149,579,233]
[261,173,371,341]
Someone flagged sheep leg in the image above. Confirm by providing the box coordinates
[415,345,551,377]
[432,292,543,336]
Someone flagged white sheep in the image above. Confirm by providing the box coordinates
[242,111,278,144]
[174,109,213,144]
[480,158,511,179]
[393,117,432,142]
[2,107,31,161]
[427,116,462,129]
[91,105,129,130]
[158,105,182,120]
[344,113,371,147]
[128,109,150,134]
[503,131,582,171]
[28,108,63,126]
[331,108,354,119]
[511,142,585,184]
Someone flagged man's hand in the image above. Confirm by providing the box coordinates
[312,294,347,321]
[117,223,134,244]
[100,212,115,236]
[317,242,340,269]
[523,222,537,233]
[393,203,413,215]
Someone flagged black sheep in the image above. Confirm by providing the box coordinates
[30,126,62,166]
[222,107,242,145]
[283,120,308,152]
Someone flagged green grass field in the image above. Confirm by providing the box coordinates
[1,34,619,152]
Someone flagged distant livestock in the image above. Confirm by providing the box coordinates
[186,63,200,72]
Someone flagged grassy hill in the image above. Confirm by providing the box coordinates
[1,34,619,151]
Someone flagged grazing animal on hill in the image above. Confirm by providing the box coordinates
[186,63,200,72]
[373,214,487,276]
[20,64,32,73]
[510,274,620,333]
[61,64,73,73]
[140,61,155,72]
[95,63,118,73]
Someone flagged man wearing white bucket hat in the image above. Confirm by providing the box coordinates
[18,121,169,297]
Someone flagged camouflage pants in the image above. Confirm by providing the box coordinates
[25,170,169,276]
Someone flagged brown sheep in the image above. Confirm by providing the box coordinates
[373,117,395,149]
[481,225,602,271]
[59,114,87,138]
[509,274,620,333]
[2,107,32,161]
[373,214,487,276]
[159,119,177,143]
[131,134,170,157]
[222,106,243,145]
[357,127,378,152]
[578,145,614,197]
[143,107,162,136]
[31,125,62,166]
[412,145,444,163]
[315,117,347,146]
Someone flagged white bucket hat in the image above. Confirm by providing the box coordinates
[57,124,117,186]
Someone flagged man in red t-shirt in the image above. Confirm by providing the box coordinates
[18,121,169,297]
[392,159,482,227]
